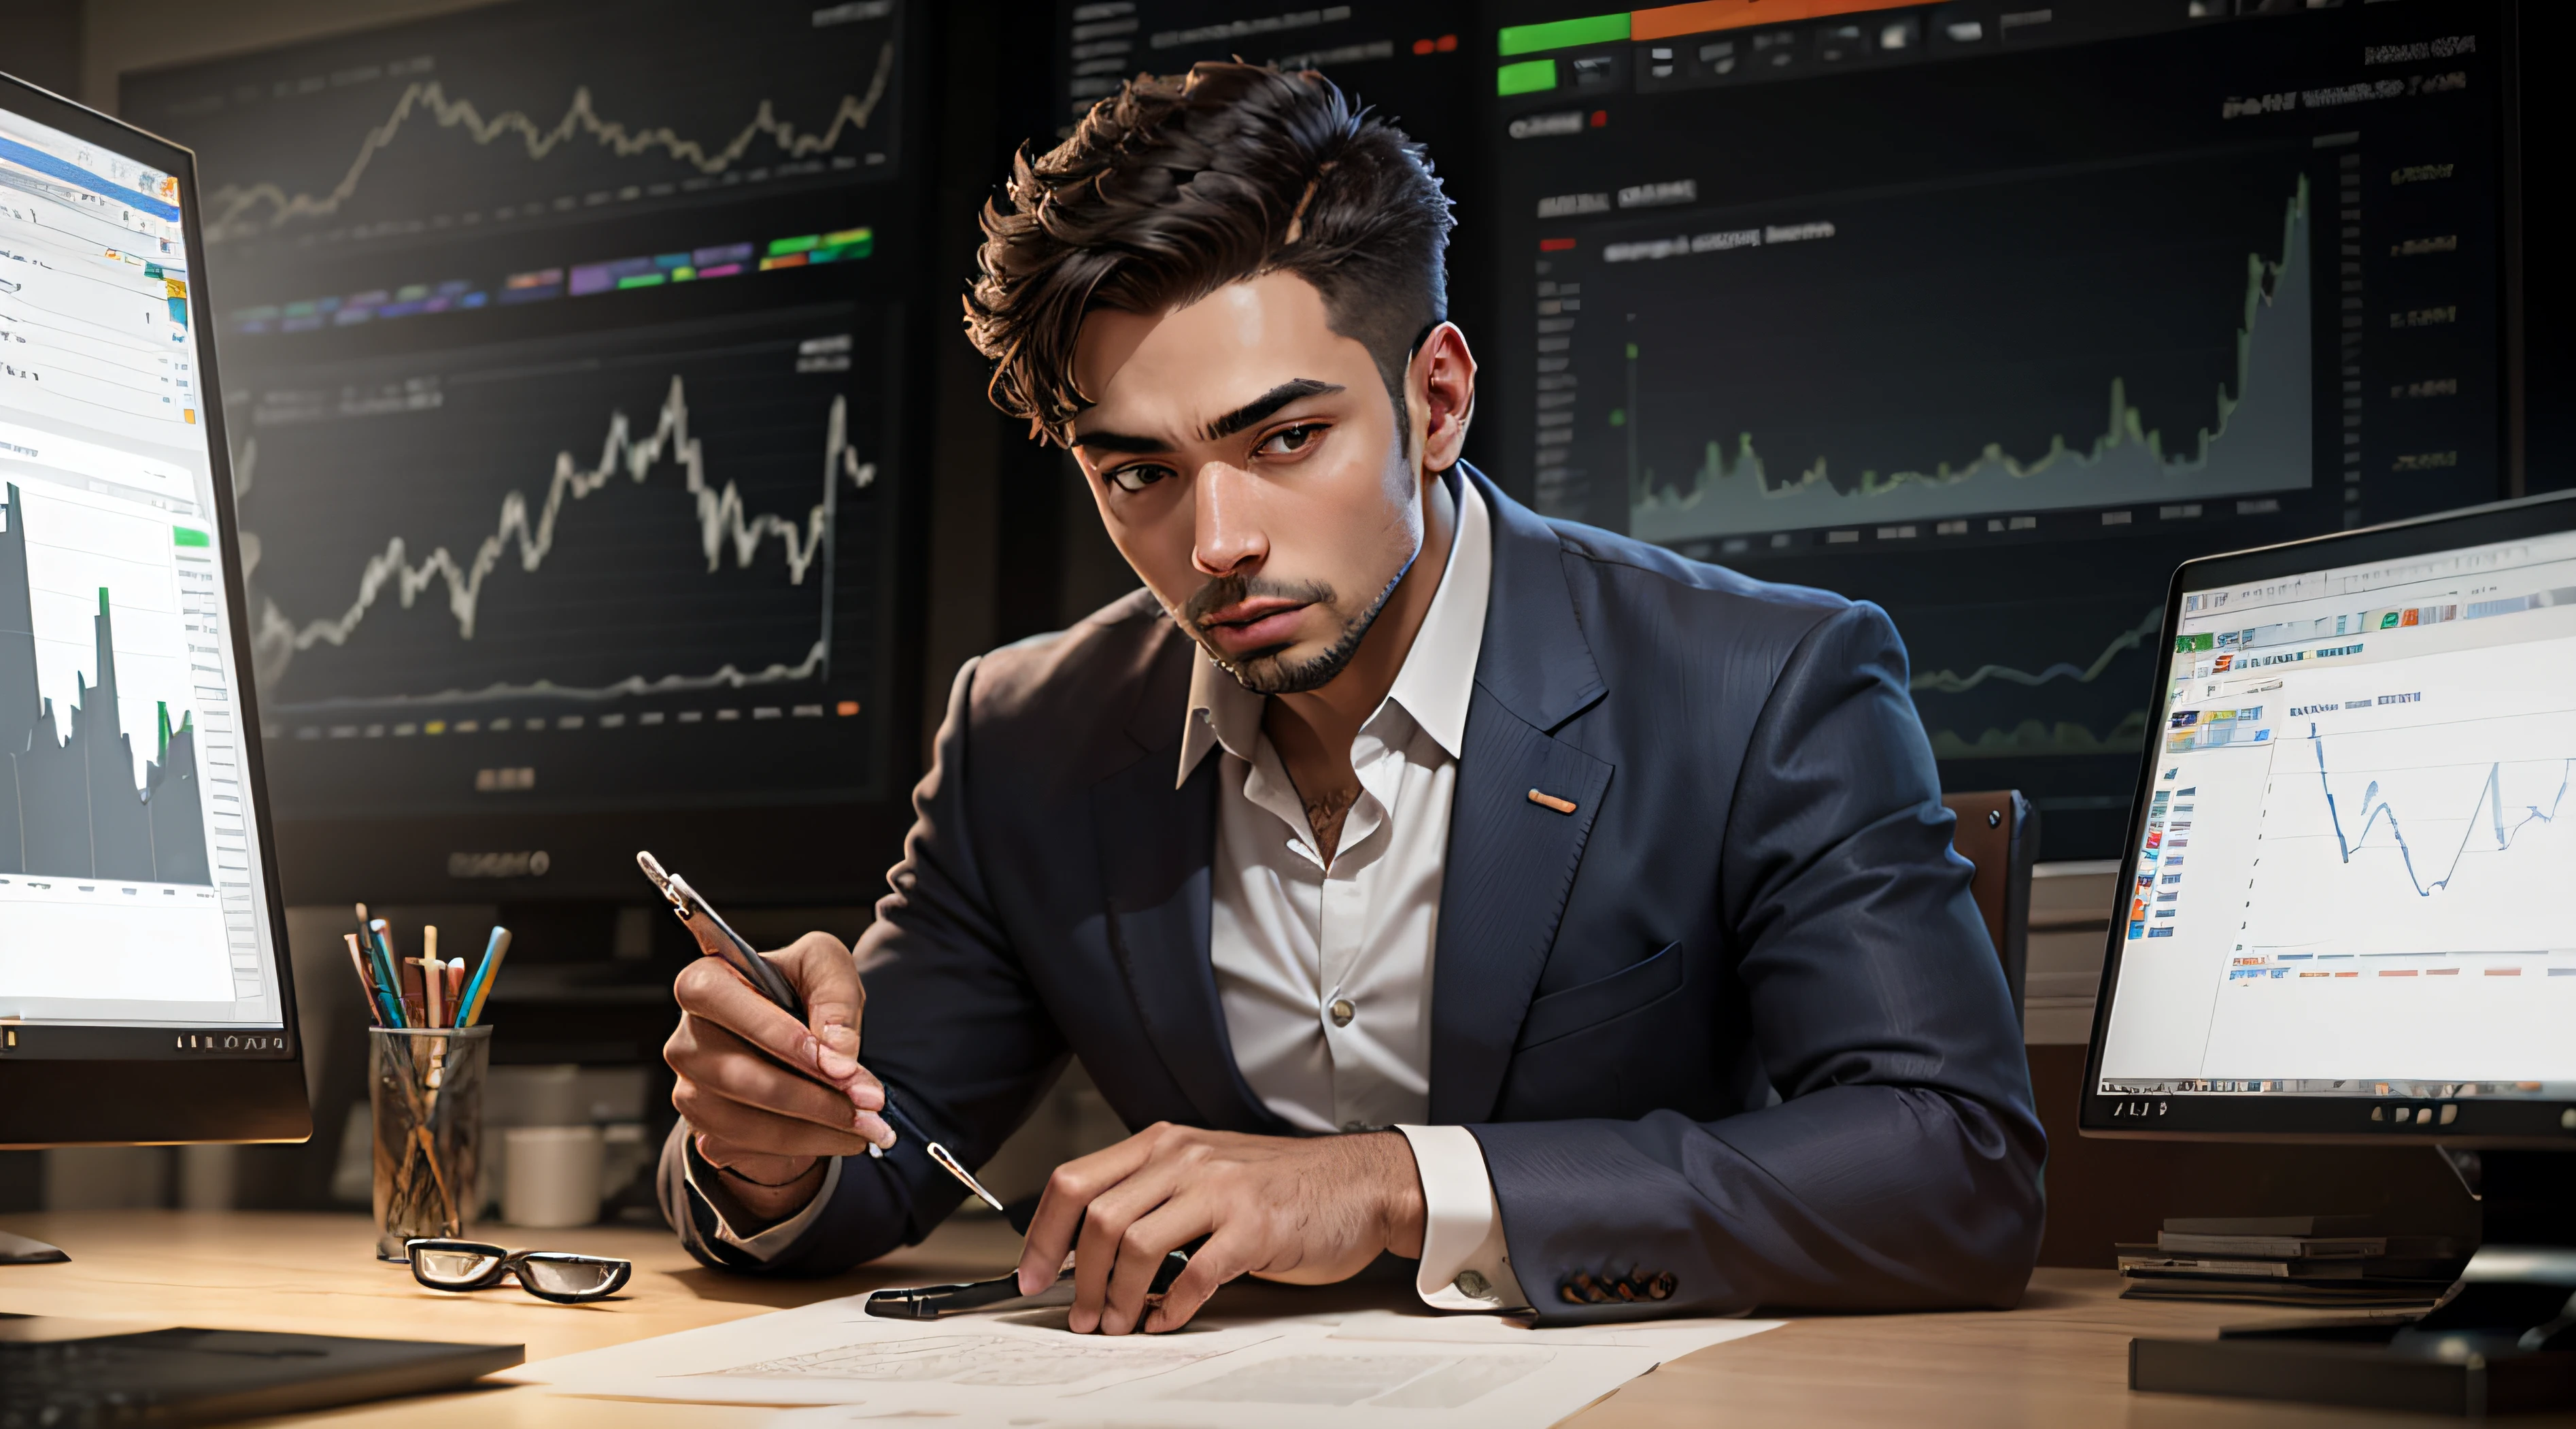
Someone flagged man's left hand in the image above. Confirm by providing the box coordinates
[1014,1124,1425,1334]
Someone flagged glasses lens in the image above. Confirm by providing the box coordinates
[411,1243,506,1288]
[518,1255,628,1300]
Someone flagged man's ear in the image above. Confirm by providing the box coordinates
[1409,322,1477,474]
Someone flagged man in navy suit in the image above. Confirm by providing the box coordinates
[658,62,2042,1332]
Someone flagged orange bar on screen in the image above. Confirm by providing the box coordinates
[1631,0,1918,43]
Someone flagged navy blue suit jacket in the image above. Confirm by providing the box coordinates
[666,467,2045,1319]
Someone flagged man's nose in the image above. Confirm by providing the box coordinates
[1192,461,1269,579]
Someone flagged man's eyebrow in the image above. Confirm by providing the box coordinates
[1202,380,1344,442]
[1067,428,1166,455]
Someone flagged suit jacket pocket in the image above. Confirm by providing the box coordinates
[1514,940,1684,1051]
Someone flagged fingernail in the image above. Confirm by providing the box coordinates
[853,1111,892,1145]
[800,1036,824,1071]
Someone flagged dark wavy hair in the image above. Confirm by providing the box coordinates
[964,62,1455,445]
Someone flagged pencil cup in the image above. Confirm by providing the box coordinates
[369,1024,492,1262]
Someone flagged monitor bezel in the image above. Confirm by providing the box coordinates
[2080,486,2576,1147]
[0,70,309,1147]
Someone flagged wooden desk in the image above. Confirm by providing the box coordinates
[3,1210,2565,1427]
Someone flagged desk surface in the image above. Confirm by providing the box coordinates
[1,1210,2561,1428]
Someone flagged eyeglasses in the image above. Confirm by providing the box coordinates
[404,1239,632,1303]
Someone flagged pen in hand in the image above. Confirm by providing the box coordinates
[637,850,1006,1212]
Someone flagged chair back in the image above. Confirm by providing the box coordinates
[1941,790,2035,1018]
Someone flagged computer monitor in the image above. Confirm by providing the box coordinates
[2082,486,2576,1147]
[116,0,931,905]
[0,73,307,1147]
[1482,0,2522,857]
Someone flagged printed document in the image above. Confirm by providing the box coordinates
[514,1284,1779,1426]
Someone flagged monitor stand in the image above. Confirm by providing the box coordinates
[0,1230,69,1264]
[2133,1149,2576,1415]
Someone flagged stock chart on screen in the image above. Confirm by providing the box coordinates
[122,0,919,830]
[1485,0,2513,854]
[2097,527,2576,1096]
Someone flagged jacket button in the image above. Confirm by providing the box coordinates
[1329,999,1355,1027]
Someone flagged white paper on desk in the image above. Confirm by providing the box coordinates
[512,1293,1291,1407]
[1330,1307,1785,1356]
[522,1290,1778,1426]
[762,1328,1674,1429]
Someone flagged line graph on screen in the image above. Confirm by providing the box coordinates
[2302,722,2575,899]
[203,43,895,241]
[2241,704,2576,960]
[245,377,875,699]
[1626,179,2311,543]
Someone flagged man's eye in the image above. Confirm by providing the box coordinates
[1256,422,1325,457]
[1109,465,1174,492]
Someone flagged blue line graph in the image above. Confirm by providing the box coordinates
[2307,722,2576,897]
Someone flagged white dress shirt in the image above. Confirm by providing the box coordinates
[1181,474,1525,1311]
[698,477,1523,1311]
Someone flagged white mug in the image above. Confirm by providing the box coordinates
[503,1124,604,1229]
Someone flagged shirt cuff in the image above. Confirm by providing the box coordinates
[1394,1124,1529,1312]
[683,1147,843,1261]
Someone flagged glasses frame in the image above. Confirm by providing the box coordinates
[404,1238,633,1303]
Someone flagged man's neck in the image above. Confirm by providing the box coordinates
[1261,471,1457,861]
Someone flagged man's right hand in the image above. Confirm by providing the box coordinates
[664,930,893,1223]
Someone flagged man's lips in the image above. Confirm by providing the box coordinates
[1198,597,1310,654]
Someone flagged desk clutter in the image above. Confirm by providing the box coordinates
[2118,1215,2468,1309]
[342,907,510,1260]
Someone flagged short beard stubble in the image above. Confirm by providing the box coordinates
[1182,560,1411,695]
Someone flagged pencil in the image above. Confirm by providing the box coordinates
[461,927,511,1026]
[380,920,426,1028]
[343,933,390,1028]
[422,942,445,1031]
[360,916,404,1027]
[422,927,443,1027]
[354,903,400,1026]
[443,960,464,1028]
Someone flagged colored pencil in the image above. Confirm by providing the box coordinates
[342,933,394,1028]
[461,927,511,1026]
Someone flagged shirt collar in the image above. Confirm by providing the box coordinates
[1177,471,1492,787]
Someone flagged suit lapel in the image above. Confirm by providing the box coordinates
[1429,469,1615,1125]
[1089,631,1285,1135]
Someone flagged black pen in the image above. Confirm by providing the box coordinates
[637,850,1006,1211]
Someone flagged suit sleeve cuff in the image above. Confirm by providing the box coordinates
[1395,1124,1529,1312]
[682,1143,843,1261]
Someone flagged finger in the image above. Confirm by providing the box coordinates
[667,1014,890,1141]
[672,1075,877,1159]
[675,958,838,1083]
[1145,1228,1248,1333]
[1100,1201,1212,1336]
[770,932,866,1080]
[1018,1131,1163,1298]
[1070,1158,1189,1334]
